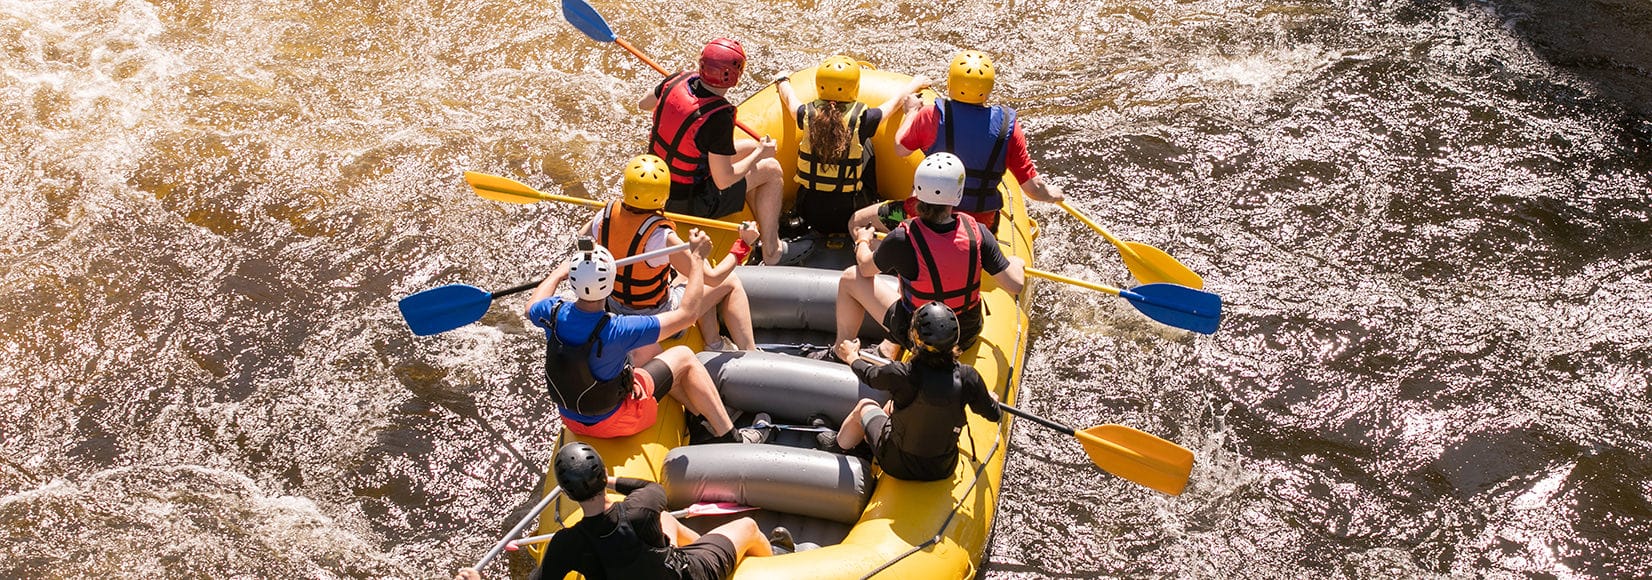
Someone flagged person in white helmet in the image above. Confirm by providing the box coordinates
[524,233,760,442]
[828,153,1026,359]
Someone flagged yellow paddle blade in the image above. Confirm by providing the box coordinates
[465,171,568,206]
[1121,241,1204,289]
[1076,424,1194,496]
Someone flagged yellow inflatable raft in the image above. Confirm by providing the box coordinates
[530,63,1038,580]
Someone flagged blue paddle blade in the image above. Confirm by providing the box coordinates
[398,284,494,336]
[561,0,617,43]
[1121,283,1222,335]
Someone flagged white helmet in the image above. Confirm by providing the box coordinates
[911,153,966,206]
[567,243,616,301]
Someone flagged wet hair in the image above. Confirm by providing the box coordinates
[915,200,952,223]
[808,101,854,164]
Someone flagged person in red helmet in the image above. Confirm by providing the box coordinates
[639,38,788,265]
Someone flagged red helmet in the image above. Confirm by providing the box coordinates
[698,38,746,89]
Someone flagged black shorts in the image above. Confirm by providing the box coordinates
[796,187,875,235]
[667,178,748,218]
[640,357,674,401]
[860,406,957,482]
[882,301,984,351]
[671,533,738,580]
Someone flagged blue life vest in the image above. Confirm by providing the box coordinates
[926,99,1016,214]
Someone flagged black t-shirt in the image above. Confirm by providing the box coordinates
[873,217,1010,280]
[530,478,676,580]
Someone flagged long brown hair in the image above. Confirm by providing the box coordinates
[807,101,853,161]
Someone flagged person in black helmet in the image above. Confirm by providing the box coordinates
[454,443,779,580]
[822,302,1002,481]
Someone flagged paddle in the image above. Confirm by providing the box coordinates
[1057,201,1204,289]
[463,177,1219,333]
[397,242,692,336]
[465,171,745,234]
[472,487,562,571]
[560,0,763,139]
[998,403,1193,496]
[504,502,759,550]
[1023,268,1221,335]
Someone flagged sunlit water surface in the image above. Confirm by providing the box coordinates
[2,0,1649,577]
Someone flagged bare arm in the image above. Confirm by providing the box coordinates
[524,262,571,317]
[875,75,931,120]
[1020,175,1065,203]
[851,225,879,278]
[708,136,775,189]
[639,91,659,111]
[991,255,1026,295]
[702,222,759,283]
[652,229,712,337]
[774,74,800,118]
[892,95,927,158]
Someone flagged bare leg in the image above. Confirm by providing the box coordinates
[660,511,700,547]
[631,342,664,365]
[836,399,882,449]
[731,141,786,265]
[716,274,756,349]
[703,517,774,560]
[834,267,901,344]
[658,345,734,436]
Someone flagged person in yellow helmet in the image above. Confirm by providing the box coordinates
[772,56,930,235]
[855,50,1063,234]
[580,154,761,360]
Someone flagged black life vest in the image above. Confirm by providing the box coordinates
[574,501,672,580]
[542,302,631,418]
[889,362,972,458]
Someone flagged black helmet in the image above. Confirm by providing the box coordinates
[911,302,960,353]
[554,442,606,501]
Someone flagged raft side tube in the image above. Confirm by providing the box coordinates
[737,266,882,338]
[700,351,889,425]
[662,443,874,525]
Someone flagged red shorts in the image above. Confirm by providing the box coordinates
[560,362,671,439]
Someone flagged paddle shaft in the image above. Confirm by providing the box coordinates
[474,487,561,570]
[483,242,692,301]
[997,403,1178,473]
[1057,201,1138,260]
[478,176,743,233]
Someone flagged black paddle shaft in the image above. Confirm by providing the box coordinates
[490,280,543,300]
[998,403,1078,437]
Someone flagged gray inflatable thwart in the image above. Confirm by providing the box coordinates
[700,351,889,425]
[662,443,874,524]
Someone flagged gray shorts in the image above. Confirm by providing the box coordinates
[607,283,685,316]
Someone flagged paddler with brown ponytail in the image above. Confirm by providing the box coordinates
[581,154,761,359]
[773,56,930,234]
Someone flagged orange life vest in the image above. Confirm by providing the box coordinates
[595,201,676,309]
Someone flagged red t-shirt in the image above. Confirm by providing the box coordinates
[898,103,1038,183]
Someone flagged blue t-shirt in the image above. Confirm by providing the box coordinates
[528,297,663,382]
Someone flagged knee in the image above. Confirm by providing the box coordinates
[838,266,858,285]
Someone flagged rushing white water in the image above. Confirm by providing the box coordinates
[3,0,1650,577]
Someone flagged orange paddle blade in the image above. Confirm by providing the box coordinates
[1076,424,1195,496]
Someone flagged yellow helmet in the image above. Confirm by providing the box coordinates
[623,154,670,210]
[947,50,995,104]
[815,55,861,102]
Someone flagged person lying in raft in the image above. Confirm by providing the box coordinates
[582,154,761,358]
[772,55,930,235]
[525,237,763,443]
[640,37,788,265]
[821,303,1002,481]
[453,443,784,580]
[849,49,1063,234]
[829,152,1026,360]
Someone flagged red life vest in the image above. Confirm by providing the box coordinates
[595,201,676,309]
[649,72,735,185]
[898,213,983,312]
